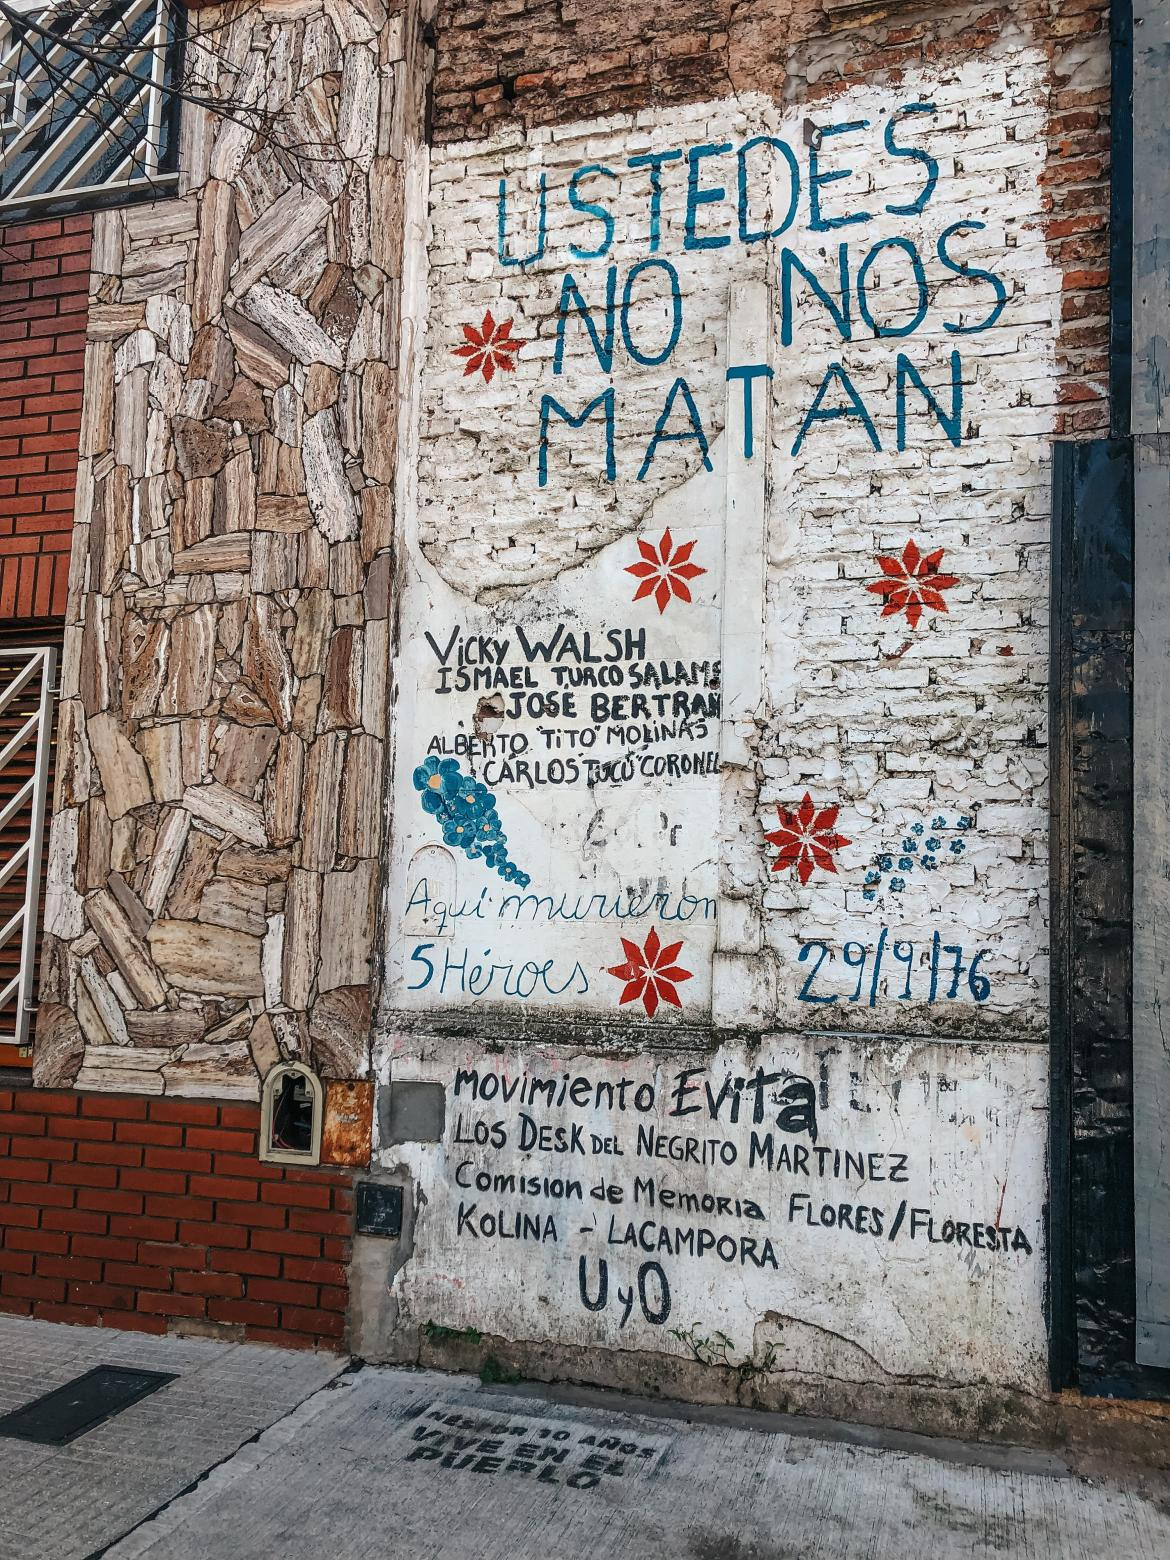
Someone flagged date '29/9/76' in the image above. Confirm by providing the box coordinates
[797,930,991,1006]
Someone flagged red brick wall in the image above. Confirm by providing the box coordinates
[0,214,92,621]
[0,1088,353,1349]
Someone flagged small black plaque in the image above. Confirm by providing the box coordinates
[0,1365,176,1445]
[356,1180,404,1238]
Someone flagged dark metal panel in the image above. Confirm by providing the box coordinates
[1050,437,1170,1398]
[1133,434,1170,1367]
[356,1181,404,1238]
[0,1366,175,1445]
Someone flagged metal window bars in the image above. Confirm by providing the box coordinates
[0,0,179,209]
[0,647,56,1052]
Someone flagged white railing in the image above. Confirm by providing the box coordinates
[0,0,178,209]
[0,647,56,1050]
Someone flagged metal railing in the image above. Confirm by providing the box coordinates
[0,647,56,1051]
[0,0,179,210]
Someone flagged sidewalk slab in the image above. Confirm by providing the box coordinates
[107,1364,1170,1560]
[0,1317,343,1560]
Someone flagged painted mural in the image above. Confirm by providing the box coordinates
[381,57,1058,1386]
[388,59,1055,1036]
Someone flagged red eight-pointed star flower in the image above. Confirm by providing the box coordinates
[765,794,851,886]
[625,529,706,614]
[866,539,959,630]
[452,309,525,383]
[606,927,693,1018]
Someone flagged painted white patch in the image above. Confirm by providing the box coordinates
[390,56,1058,1036]
[390,1037,1048,1391]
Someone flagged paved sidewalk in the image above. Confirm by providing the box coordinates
[1,1316,1169,1560]
[110,1365,1170,1560]
[0,1317,343,1560]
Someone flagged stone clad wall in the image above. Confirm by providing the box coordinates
[35,0,421,1097]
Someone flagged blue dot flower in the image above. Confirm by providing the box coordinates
[911,822,924,836]
[923,855,938,871]
[949,839,966,855]
[878,855,893,872]
[863,889,877,901]
[901,837,918,854]
[926,837,941,852]
[413,755,461,799]
[890,876,905,893]
[958,815,973,830]
[865,870,881,885]
[415,755,530,886]
[932,815,946,830]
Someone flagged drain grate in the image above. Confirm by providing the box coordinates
[0,1365,177,1445]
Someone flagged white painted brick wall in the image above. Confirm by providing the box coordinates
[412,48,1058,1037]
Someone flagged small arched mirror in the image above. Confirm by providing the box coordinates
[259,1062,323,1165]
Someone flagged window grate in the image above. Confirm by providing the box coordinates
[0,645,56,1055]
[0,0,180,210]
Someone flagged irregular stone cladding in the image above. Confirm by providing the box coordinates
[36,0,421,1097]
[0,1086,352,1346]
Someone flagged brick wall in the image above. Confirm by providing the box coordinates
[431,0,1111,436]
[0,1088,353,1348]
[0,214,92,621]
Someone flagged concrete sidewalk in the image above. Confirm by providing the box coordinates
[0,1317,344,1560]
[1,1318,1169,1560]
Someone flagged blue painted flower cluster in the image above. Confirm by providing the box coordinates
[412,756,531,887]
[862,813,972,900]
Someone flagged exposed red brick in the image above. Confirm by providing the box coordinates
[77,1141,143,1167]
[115,1121,183,1147]
[175,1270,244,1299]
[83,1095,148,1120]
[138,1290,205,1319]
[248,1229,321,1254]
[0,216,86,617]
[249,1277,321,1307]
[284,1257,347,1287]
[219,1105,261,1129]
[260,1182,333,1210]
[15,1089,74,1115]
[282,1306,345,1338]
[210,1246,281,1279]
[180,1219,247,1249]
[108,1214,179,1242]
[150,1099,221,1127]
[47,1115,114,1141]
[32,1302,102,1326]
[241,1325,320,1350]
[138,1241,206,1271]
[101,1311,168,1335]
[3,1088,350,1346]
[184,1127,256,1154]
[208,1297,280,1328]
[40,1207,106,1234]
